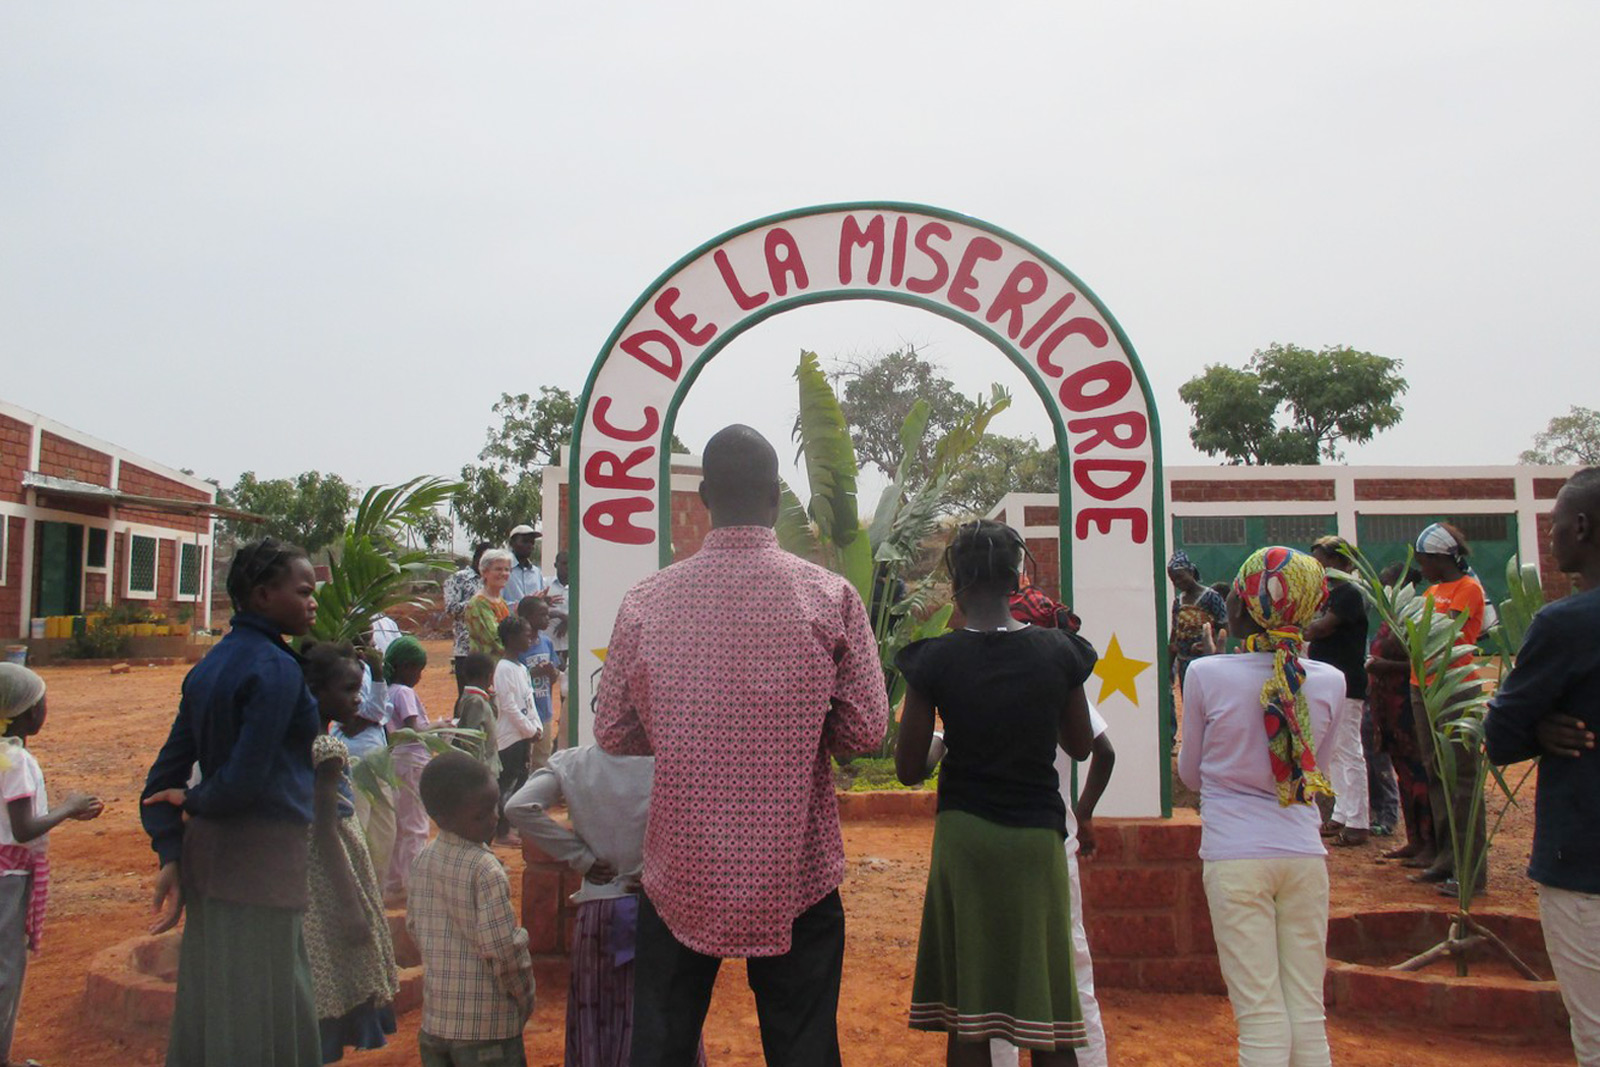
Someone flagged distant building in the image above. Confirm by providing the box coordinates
[0,400,248,638]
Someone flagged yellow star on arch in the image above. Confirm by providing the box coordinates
[1092,633,1152,707]
[592,647,609,664]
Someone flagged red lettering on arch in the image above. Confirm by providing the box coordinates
[583,498,655,545]
[1071,458,1147,501]
[904,222,952,294]
[838,214,885,285]
[654,287,716,347]
[714,249,768,311]
[986,261,1048,340]
[583,448,656,491]
[1075,508,1149,543]
[1021,291,1077,350]
[1037,318,1110,376]
[947,236,1003,313]
[592,396,660,443]
[1059,360,1133,412]
[764,228,810,297]
[620,330,682,381]
[1066,412,1148,454]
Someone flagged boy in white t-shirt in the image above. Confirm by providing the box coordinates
[492,617,543,842]
[0,663,103,1067]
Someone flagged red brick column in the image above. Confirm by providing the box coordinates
[520,838,576,989]
[1078,812,1224,994]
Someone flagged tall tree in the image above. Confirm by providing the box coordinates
[943,434,1059,516]
[833,347,981,481]
[222,470,355,555]
[1520,406,1600,465]
[1179,342,1407,464]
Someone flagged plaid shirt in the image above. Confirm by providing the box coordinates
[594,526,889,957]
[407,831,533,1041]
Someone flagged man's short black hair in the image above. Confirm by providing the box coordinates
[458,652,494,687]
[419,751,494,824]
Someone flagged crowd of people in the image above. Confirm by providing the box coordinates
[0,432,1591,1067]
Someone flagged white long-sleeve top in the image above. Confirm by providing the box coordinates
[503,746,654,904]
[1178,652,1347,861]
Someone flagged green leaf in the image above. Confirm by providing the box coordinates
[793,351,863,552]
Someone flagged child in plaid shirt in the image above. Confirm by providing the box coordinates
[409,752,534,1066]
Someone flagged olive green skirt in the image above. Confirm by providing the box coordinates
[910,810,1085,1051]
[166,892,322,1067]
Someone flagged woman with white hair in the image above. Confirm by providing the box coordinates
[466,548,516,657]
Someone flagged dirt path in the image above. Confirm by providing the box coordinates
[15,646,1572,1065]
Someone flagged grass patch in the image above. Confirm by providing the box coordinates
[833,756,937,792]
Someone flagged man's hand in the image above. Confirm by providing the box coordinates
[1536,714,1595,759]
[531,662,560,681]
[1076,814,1097,858]
[142,788,187,809]
[150,862,184,934]
[67,794,104,821]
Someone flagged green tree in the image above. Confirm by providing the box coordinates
[455,388,690,544]
[1179,343,1407,465]
[943,434,1059,517]
[222,471,355,555]
[833,347,982,481]
[782,350,1010,756]
[1520,406,1600,465]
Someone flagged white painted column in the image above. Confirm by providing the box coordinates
[1514,471,1542,570]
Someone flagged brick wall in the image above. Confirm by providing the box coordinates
[1172,479,1336,503]
[1026,536,1060,595]
[37,431,112,486]
[1078,812,1224,994]
[1536,513,1574,600]
[670,489,711,560]
[1533,478,1566,500]
[118,464,210,535]
[0,517,21,636]
[1354,477,1515,501]
[1023,505,1059,527]
[0,417,29,506]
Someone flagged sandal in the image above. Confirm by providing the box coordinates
[1332,828,1370,847]
[1319,821,1344,838]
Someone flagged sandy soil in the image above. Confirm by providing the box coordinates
[14,642,1575,1066]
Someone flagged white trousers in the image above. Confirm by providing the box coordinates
[989,851,1107,1067]
[1327,697,1369,831]
[1541,884,1600,1066]
[1204,857,1331,1067]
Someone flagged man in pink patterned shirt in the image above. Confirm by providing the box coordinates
[595,424,889,1067]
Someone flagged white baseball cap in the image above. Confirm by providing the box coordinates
[508,524,539,537]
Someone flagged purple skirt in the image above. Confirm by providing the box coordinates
[568,897,706,1067]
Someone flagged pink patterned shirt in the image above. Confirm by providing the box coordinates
[594,526,889,957]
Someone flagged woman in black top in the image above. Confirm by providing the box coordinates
[896,520,1095,1066]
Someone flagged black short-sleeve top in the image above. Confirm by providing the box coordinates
[895,625,1097,834]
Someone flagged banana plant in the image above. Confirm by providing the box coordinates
[782,350,1009,756]
[307,476,462,644]
[349,725,487,811]
[1338,546,1539,977]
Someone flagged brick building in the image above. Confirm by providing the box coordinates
[1,400,243,639]
[992,464,1579,608]
[545,458,1579,608]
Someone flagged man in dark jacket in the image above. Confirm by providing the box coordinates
[1485,467,1600,1066]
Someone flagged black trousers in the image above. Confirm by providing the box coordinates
[631,889,845,1067]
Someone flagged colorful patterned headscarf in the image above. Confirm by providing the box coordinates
[1168,550,1200,578]
[1232,547,1333,807]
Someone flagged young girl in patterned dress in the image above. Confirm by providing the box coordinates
[302,642,401,1064]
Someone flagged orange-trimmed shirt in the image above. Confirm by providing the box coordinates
[1413,575,1486,684]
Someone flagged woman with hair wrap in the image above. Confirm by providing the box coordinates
[1407,522,1489,894]
[382,636,434,898]
[1179,547,1348,1067]
[896,519,1097,1065]
[141,537,324,1066]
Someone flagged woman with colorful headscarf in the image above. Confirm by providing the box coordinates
[1407,522,1489,895]
[1178,547,1349,1067]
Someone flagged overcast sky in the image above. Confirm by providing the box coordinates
[4,3,1597,505]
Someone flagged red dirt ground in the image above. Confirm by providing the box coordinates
[16,643,1576,1065]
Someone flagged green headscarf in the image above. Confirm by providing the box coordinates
[382,635,428,684]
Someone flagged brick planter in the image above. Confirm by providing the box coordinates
[83,912,425,1036]
[520,837,577,991]
[1076,812,1224,995]
[1324,909,1568,1035]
